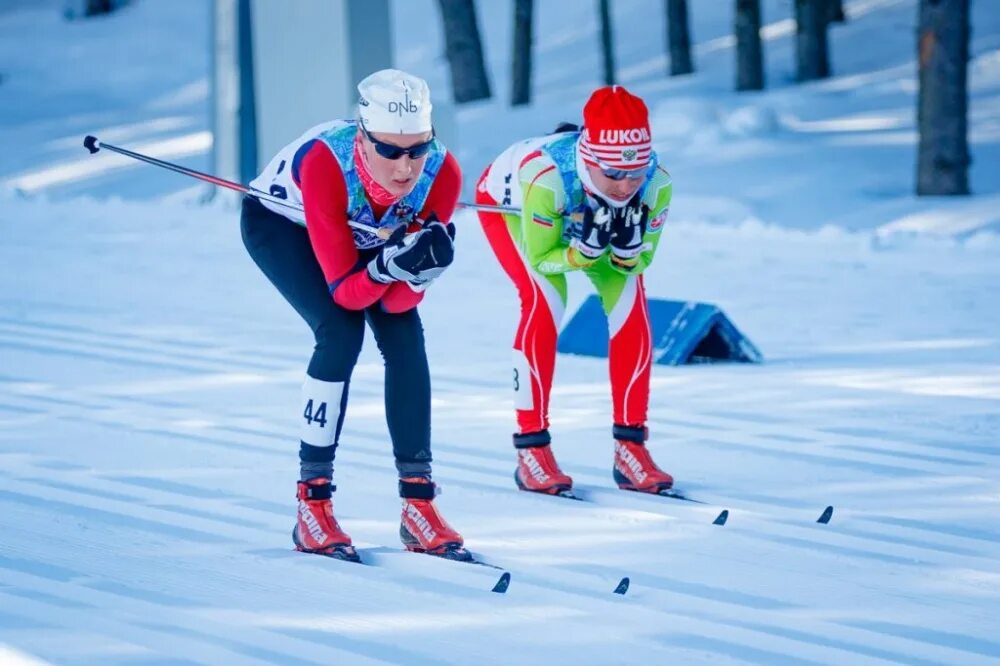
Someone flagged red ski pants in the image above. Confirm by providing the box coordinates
[475,171,652,435]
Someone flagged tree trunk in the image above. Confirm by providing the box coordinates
[666,0,694,76]
[735,0,764,90]
[598,0,615,85]
[917,0,970,195]
[795,0,830,81]
[828,0,846,23]
[511,0,533,106]
[436,0,492,104]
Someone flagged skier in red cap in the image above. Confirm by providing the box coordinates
[475,85,675,498]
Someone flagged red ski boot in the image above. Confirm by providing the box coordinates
[292,478,359,562]
[398,477,471,561]
[513,430,574,496]
[612,425,675,494]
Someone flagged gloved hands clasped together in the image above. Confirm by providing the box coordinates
[570,193,648,270]
[367,214,456,290]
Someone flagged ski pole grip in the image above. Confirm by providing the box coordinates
[83,135,101,154]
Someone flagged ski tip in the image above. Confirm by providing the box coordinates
[83,135,100,154]
[491,572,511,594]
[713,509,729,526]
[613,576,630,595]
[817,505,834,525]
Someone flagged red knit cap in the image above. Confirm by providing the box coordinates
[579,85,652,170]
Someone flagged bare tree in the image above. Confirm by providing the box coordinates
[735,0,764,90]
[665,0,694,76]
[86,0,113,14]
[917,0,970,195]
[598,0,616,85]
[828,0,846,23]
[436,0,492,103]
[64,0,128,19]
[795,0,830,81]
[511,0,534,106]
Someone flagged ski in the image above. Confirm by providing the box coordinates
[491,572,512,593]
[337,546,512,594]
[530,484,716,522]
[397,551,512,594]
[453,553,506,572]
[298,540,645,598]
[566,487,700,503]
[565,485,703,504]
[531,486,833,527]
[471,552,626,597]
[635,486,706,504]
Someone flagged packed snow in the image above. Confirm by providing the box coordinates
[1,0,998,664]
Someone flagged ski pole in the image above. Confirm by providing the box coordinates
[84,136,400,237]
[83,134,326,220]
[82,135,522,218]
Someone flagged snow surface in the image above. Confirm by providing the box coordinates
[1,1,999,665]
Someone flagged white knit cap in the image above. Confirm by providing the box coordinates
[357,69,433,134]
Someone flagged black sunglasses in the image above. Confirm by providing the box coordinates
[359,121,435,160]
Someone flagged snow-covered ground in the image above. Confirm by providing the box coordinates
[1,1,999,665]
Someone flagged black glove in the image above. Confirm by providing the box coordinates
[609,193,648,266]
[367,214,456,287]
[571,194,614,260]
[408,215,456,289]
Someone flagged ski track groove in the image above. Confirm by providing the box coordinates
[0,323,269,368]
[2,315,999,663]
[0,474,579,603]
[0,318,298,372]
[832,620,1000,660]
[2,381,997,573]
[2,316,992,478]
[6,438,998,621]
[4,452,995,664]
[0,485,881,664]
[653,413,1000,464]
[2,374,997,582]
[0,581,390,666]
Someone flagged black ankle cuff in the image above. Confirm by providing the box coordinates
[299,481,334,499]
[613,424,647,444]
[513,430,551,449]
[399,479,436,500]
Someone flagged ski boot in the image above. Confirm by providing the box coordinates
[399,477,472,561]
[612,424,675,495]
[292,478,360,562]
[513,430,574,497]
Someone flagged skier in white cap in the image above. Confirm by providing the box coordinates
[242,69,470,561]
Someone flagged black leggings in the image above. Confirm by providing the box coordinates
[240,196,432,477]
